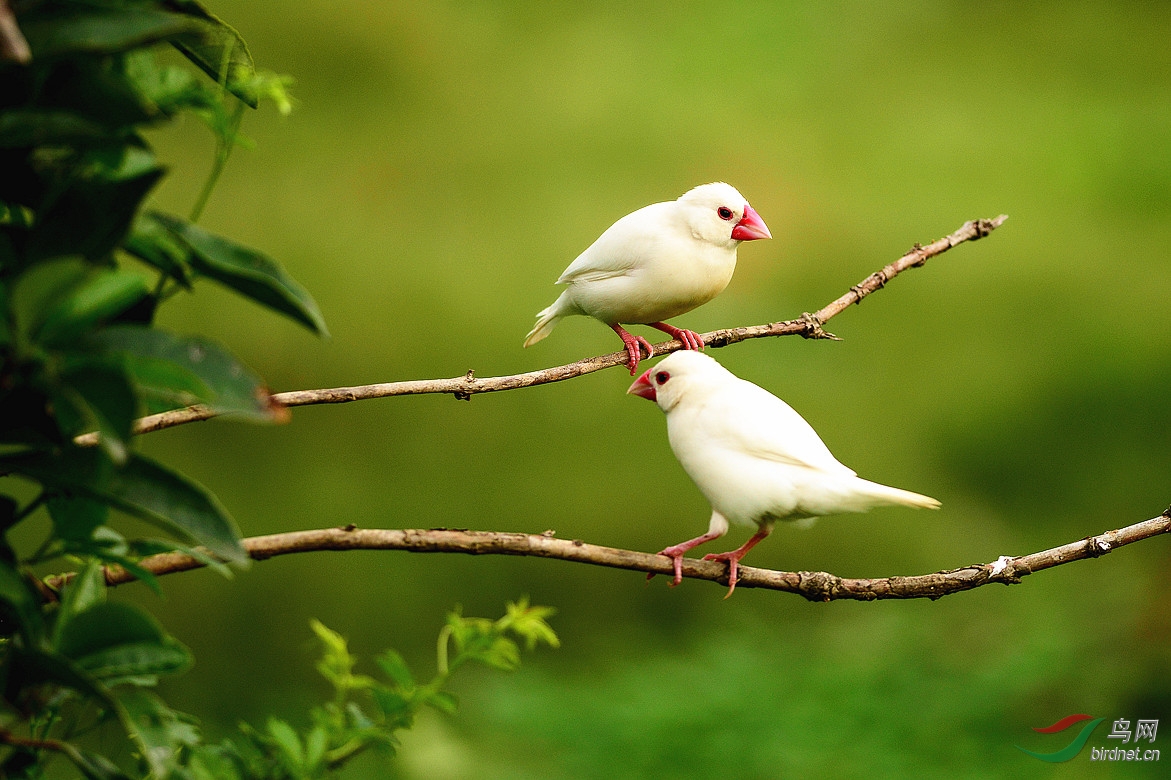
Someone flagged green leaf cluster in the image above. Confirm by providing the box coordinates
[0,2,323,777]
[197,601,559,779]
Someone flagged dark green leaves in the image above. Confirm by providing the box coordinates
[18,5,195,58]
[57,602,192,679]
[148,212,328,335]
[0,448,246,563]
[92,325,286,420]
[0,6,310,778]
[164,0,260,107]
[34,268,149,347]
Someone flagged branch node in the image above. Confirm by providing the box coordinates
[453,369,477,401]
[908,242,927,267]
[798,312,843,341]
[1162,504,1171,519]
[797,570,840,601]
[340,523,357,532]
[986,555,1023,583]
[541,529,557,537]
[1083,536,1112,558]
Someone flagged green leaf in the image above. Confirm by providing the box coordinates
[30,157,165,263]
[56,600,165,659]
[376,649,415,689]
[35,269,149,346]
[0,562,44,643]
[47,495,110,542]
[477,636,521,672]
[123,48,218,118]
[371,688,412,720]
[164,0,260,107]
[18,6,194,58]
[504,598,560,651]
[2,644,114,709]
[149,212,328,336]
[0,448,247,563]
[424,690,459,716]
[56,601,191,680]
[91,325,285,421]
[303,726,328,773]
[122,213,194,287]
[79,639,192,681]
[52,560,107,651]
[51,359,139,462]
[0,109,118,149]
[116,688,200,779]
[265,717,304,770]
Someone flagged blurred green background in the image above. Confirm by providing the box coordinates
[98,1,1171,776]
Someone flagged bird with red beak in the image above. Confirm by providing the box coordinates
[525,183,771,374]
[629,351,939,597]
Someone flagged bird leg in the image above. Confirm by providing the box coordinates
[610,324,655,374]
[702,526,773,599]
[647,531,725,587]
[648,322,705,351]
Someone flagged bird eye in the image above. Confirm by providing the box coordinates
[717,206,734,221]
[655,371,670,384]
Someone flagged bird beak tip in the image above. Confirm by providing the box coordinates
[627,369,657,401]
[731,203,772,241]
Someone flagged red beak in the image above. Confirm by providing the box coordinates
[627,369,657,401]
[730,203,771,241]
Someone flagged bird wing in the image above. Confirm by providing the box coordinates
[704,381,855,476]
[555,202,671,285]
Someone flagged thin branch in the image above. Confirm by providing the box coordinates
[0,0,31,65]
[43,507,1170,601]
[75,214,1008,444]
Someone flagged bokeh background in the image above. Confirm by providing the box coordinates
[103,1,1171,776]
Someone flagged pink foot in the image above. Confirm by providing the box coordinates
[646,543,691,587]
[700,526,772,599]
[702,550,747,598]
[649,322,705,351]
[646,531,725,587]
[610,324,654,374]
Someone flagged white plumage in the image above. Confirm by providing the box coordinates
[628,350,939,596]
[525,183,771,373]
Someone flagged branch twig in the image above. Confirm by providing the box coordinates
[76,214,1008,443]
[0,0,31,64]
[44,507,1169,601]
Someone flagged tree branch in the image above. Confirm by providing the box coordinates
[0,0,31,65]
[44,506,1170,601]
[75,214,1008,443]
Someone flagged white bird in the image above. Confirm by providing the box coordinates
[524,183,771,374]
[627,351,939,596]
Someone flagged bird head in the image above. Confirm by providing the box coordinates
[677,182,772,247]
[627,350,732,413]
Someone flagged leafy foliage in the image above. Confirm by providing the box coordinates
[195,601,559,779]
[0,1,331,776]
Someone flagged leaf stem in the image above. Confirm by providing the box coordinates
[189,100,246,223]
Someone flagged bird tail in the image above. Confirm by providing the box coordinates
[523,292,570,347]
[853,479,941,510]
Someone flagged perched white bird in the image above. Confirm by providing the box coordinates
[524,183,771,374]
[628,351,940,596]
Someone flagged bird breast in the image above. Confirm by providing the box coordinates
[566,241,738,325]
[664,404,839,526]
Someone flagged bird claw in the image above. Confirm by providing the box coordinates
[646,547,686,587]
[611,325,655,374]
[702,551,742,598]
[649,322,705,352]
